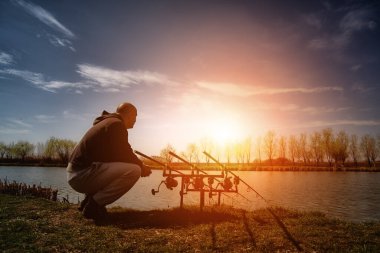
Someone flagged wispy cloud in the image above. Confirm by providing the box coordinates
[34,114,56,123]
[195,81,343,97]
[77,64,178,92]
[308,6,377,50]
[63,110,94,121]
[303,13,322,29]
[248,102,350,115]
[0,68,88,93]
[303,119,380,128]
[0,64,178,93]
[7,118,32,128]
[0,127,30,135]
[12,0,75,38]
[350,64,361,72]
[351,83,375,93]
[0,51,14,65]
[0,118,32,135]
[282,105,351,114]
[47,34,75,51]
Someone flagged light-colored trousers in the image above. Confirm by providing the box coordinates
[67,162,141,206]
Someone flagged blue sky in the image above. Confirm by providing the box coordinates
[0,0,379,155]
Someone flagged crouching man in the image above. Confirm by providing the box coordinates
[66,102,151,224]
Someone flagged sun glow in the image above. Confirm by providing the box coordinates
[208,120,242,145]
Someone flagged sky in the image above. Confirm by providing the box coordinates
[0,0,380,155]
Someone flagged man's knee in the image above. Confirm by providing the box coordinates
[126,164,141,182]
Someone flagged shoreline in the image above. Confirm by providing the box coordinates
[1,162,380,172]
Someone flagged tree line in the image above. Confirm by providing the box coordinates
[159,128,380,167]
[1,128,379,167]
[0,137,76,164]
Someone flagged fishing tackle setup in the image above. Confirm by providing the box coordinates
[135,150,252,210]
[135,150,304,251]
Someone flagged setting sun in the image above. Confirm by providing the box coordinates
[208,119,242,145]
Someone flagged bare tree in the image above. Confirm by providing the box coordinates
[360,134,376,166]
[244,137,252,164]
[278,135,287,164]
[0,142,6,159]
[160,143,176,163]
[256,136,262,165]
[200,137,214,164]
[234,141,244,164]
[214,144,223,161]
[35,142,46,159]
[322,128,334,166]
[334,130,349,165]
[264,131,276,165]
[186,143,197,163]
[377,134,380,166]
[288,135,298,165]
[5,142,15,159]
[44,137,76,162]
[310,132,324,166]
[224,142,233,165]
[298,133,308,165]
[369,136,379,167]
[13,141,35,161]
[349,134,360,166]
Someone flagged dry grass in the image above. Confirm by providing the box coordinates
[1,194,380,252]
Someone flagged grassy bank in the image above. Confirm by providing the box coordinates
[1,194,380,252]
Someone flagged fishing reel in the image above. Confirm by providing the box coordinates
[233,176,240,186]
[207,177,214,185]
[151,176,178,195]
[193,176,204,190]
[222,177,233,190]
[221,175,240,191]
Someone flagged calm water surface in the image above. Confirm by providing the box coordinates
[1,166,379,222]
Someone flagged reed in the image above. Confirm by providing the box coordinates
[0,178,58,201]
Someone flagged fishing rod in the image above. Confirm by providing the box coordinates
[169,151,215,175]
[134,150,184,175]
[203,151,303,251]
[203,151,269,204]
[169,151,251,202]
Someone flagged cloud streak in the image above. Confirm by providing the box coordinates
[0,127,30,135]
[0,118,32,135]
[0,51,14,65]
[12,0,75,38]
[77,64,178,92]
[34,114,57,123]
[0,68,88,93]
[195,81,343,97]
[303,119,380,128]
[0,64,178,93]
[308,6,377,50]
[47,34,75,51]
[7,118,33,128]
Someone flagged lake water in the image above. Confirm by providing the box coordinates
[1,166,379,222]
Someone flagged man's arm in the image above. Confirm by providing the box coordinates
[109,121,151,177]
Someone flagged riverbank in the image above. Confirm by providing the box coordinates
[1,162,380,172]
[1,194,379,252]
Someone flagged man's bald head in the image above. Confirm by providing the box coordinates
[116,102,137,114]
[116,102,137,129]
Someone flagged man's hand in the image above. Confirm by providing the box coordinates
[141,164,152,177]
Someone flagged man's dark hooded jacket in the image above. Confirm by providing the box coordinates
[69,111,142,172]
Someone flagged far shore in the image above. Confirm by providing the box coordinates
[1,161,379,172]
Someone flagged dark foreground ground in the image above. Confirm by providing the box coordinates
[1,194,379,252]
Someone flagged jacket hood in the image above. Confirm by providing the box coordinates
[93,110,123,125]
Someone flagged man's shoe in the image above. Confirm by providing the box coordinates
[83,197,108,225]
[78,194,90,212]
